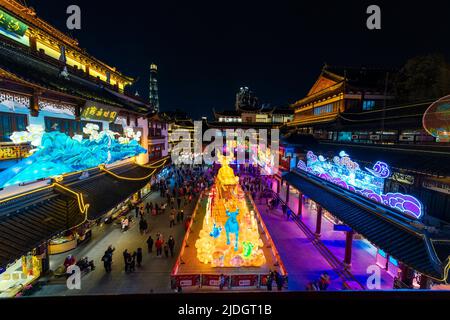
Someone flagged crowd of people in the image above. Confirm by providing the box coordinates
[99,164,213,274]
[266,270,285,291]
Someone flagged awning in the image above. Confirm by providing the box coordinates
[0,188,85,269]
[60,159,168,220]
[283,170,449,280]
[308,142,450,177]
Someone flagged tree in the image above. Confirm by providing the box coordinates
[394,54,450,102]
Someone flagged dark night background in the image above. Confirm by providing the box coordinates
[24,0,450,119]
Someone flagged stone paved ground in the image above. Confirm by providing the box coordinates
[32,189,194,296]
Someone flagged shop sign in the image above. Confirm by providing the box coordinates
[391,172,415,185]
[81,101,118,123]
[423,179,450,195]
[0,9,28,37]
[0,144,31,160]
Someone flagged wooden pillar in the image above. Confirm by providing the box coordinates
[344,230,354,267]
[29,36,37,52]
[75,103,83,121]
[285,183,290,203]
[315,204,323,237]
[29,91,40,117]
[297,192,302,216]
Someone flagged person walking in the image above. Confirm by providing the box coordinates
[147,235,154,253]
[145,202,151,215]
[169,210,176,228]
[219,274,226,290]
[168,236,175,257]
[155,237,163,257]
[163,244,169,258]
[101,250,112,273]
[106,245,115,257]
[177,197,181,209]
[139,218,146,235]
[136,248,143,267]
[129,251,136,272]
[274,271,284,291]
[180,209,184,222]
[266,271,273,291]
[135,205,139,218]
[123,249,130,273]
[281,203,287,218]
[318,272,331,290]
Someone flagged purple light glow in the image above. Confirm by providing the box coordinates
[297,152,423,219]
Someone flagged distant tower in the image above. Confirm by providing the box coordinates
[149,63,159,112]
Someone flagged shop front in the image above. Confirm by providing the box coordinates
[0,249,45,297]
[48,223,92,255]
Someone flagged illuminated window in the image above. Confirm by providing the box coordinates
[0,112,28,142]
[363,100,375,111]
[44,117,103,137]
[313,103,334,115]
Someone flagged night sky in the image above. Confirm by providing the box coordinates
[25,0,450,119]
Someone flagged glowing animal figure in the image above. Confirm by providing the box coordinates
[225,208,240,251]
[242,242,254,258]
[209,223,222,238]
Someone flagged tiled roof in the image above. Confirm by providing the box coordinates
[0,40,150,114]
[0,188,85,269]
[284,170,449,280]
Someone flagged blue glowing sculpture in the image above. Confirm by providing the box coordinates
[0,131,146,188]
[225,208,240,251]
[209,223,222,238]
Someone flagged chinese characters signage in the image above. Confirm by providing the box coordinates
[81,102,118,122]
[0,9,28,37]
[0,144,31,160]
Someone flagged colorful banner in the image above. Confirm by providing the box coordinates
[174,275,200,287]
[201,274,228,287]
[230,274,258,287]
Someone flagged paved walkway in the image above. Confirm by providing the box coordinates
[255,194,394,290]
[255,198,343,290]
[32,189,194,296]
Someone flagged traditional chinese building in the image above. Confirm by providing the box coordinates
[289,64,441,145]
[0,0,156,169]
[0,0,168,296]
[278,65,450,289]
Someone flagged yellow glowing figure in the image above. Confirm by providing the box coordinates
[195,152,266,267]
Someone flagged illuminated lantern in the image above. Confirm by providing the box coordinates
[423,95,450,142]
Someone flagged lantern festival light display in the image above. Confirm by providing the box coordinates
[297,151,423,219]
[0,124,146,188]
[195,152,266,267]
